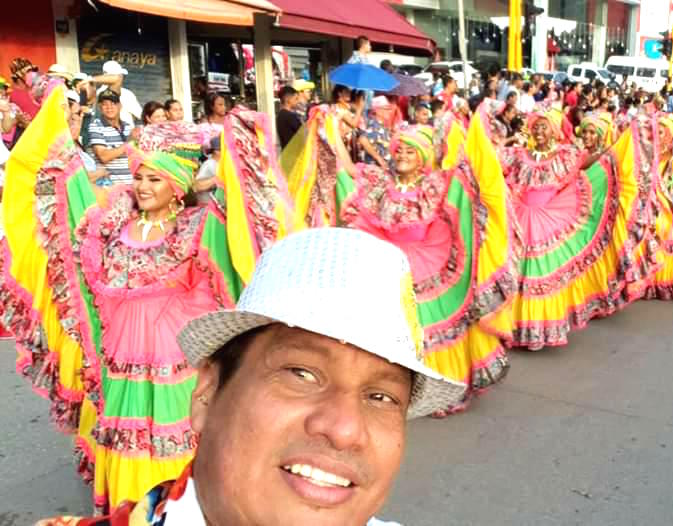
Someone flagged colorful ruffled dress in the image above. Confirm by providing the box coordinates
[1,88,292,513]
[644,117,673,299]
[0,168,12,339]
[286,108,517,411]
[477,105,658,350]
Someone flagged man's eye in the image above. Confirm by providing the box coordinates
[289,367,318,383]
[369,392,399,405]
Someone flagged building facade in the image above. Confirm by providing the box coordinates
[399,0,645,71]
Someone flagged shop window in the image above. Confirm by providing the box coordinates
[636,68,655,78]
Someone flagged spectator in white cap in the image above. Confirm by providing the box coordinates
[86,60,142,125]
[37,227,464,526]
[65,90,109,186]
[72,72,97,147]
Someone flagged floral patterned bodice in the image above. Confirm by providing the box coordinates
[75,191,208,290]
[499,144,587,193]
[340,164,449,230]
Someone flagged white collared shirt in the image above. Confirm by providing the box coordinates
[163,478,207,526]
[163,476,403,526]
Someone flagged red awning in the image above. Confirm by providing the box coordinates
[98,0,279,26]
[272,0,435,53]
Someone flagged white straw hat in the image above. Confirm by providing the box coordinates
[47,63,73,81]
[73,72,92,83]
[178,228,466,418]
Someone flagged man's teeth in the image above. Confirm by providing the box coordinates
[283,464,352,487]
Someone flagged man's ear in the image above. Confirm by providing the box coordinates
[190,360,220,434]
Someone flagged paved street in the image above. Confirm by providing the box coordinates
[0,300,672,525]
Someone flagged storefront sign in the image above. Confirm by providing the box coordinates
[77,12,171,106]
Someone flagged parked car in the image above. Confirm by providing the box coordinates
[604,55,668,93]
[414,61,479,90]
[567,62,619,89]
[397,64,423,76]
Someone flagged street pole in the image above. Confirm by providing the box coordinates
[457,0,469,91]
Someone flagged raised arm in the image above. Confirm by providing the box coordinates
[357,134,387,170]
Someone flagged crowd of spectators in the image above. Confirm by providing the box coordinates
[272,40,673,169]
[0,58,222,191]
[3,50,673,192]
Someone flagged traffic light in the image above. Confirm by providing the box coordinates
[663,37,673,60]
[523,1,545,39]
[659,31,672,59]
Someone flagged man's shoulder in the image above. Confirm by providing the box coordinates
[278,109,300,123]
[88,117,106,135]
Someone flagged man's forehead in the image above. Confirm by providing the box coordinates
[260,325,412,382]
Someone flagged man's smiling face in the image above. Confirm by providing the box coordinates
[190,324,412,526]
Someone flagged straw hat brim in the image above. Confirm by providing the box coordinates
[177,309,467,419]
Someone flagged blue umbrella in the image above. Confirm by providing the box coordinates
[328,63,400,91]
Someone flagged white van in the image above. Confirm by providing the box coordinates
[567,62,616,85]
[604,55,669,93]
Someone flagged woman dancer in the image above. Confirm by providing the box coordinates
[288,108,517,414]
[480,102,657,350]
[2,87,292,513]
[644,115,673,299]
[579,113,614,155]
[0,148,10,340]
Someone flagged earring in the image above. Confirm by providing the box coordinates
[197,395,208,405]
[169,197,185,217]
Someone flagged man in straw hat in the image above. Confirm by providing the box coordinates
[293,78,316,121]
[37,228,464,526]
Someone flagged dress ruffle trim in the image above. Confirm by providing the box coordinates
[92,418,198,457]
[424,326,510,415]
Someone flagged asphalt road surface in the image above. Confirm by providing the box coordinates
[1,300,671,525]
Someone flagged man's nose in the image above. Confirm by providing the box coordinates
[304,390,369,452]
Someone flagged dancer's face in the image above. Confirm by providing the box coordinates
[133,165,175,214]
[582,124,599,152]
[394,143,421,177]
[532,118,553,150]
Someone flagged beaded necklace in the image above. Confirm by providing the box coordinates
[136,210,177,242]
[394,173,423,193]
